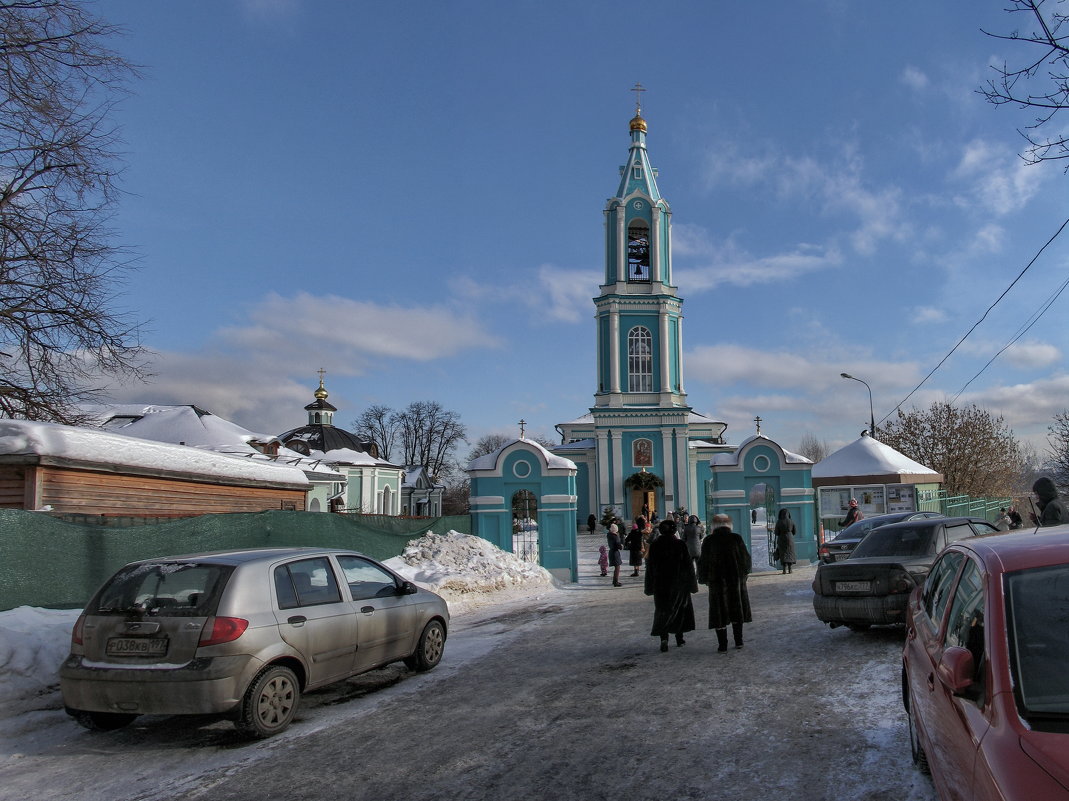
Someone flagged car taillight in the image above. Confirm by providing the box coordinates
[198,616,249,647]
[888,569,916,594]
[818,545,830,558]
[71,614,85,647]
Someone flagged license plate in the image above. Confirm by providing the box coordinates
[833,553,851,562]
[106,637,169,657]
[836,581,870,593]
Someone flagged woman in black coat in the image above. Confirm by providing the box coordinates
[606,523,624,587]
[644,519,698,652]
[773,508,797,574]
[697,514,752,651]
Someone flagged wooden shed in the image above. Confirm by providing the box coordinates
[0,420,308,517]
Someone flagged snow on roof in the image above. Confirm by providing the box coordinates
[0,419,308,487]
[708,435,813,466]
[812,435,939,479]
[468,438,576,471]
[554,438,595,451]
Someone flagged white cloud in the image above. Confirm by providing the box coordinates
[901,65,929,91]
[952,138,1047,215]
[910,306,947,324]
[451,266,599,323]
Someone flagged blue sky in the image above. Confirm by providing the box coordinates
[93,0,1069,458]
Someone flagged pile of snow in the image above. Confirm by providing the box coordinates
[0,531,557,717]
[385,530,556,615]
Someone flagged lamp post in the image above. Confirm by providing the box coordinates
[840,372,875,438]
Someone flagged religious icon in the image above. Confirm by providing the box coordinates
[633,438,653,467]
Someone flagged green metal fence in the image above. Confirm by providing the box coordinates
[916,491,1012,520]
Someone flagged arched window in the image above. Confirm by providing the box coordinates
[628,327,653,392]
[627,223,650,281]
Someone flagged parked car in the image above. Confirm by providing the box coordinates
[818,511,944,564]
[812,517,998,630]
[60,547,449,738]
[902,526,1069,799]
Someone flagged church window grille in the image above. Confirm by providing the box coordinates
[628,327,653,392]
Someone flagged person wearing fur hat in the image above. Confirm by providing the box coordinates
[606,523,624,586]
[698,513,752,652]
[1030,477,1068,527]
[644,518,698,652]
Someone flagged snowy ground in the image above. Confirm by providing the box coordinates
[0,525,936,801]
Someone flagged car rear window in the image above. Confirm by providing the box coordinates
[1006,564,1069,718]
[94,562,233,617]
[851,525,935,558]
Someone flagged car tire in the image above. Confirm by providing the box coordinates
[70,710,137,732]
[235,664,300,739]
[906,692,931,775]
[404,620,446,672]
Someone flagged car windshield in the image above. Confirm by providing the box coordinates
[850,525,935,559]
[94,562,233,616]
[1006,564,1069,718]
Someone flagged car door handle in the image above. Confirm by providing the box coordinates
[926,672,935,691]
[287,615,306,626]
[360,606,375,614]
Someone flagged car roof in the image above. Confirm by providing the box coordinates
[123,547,368,567]
[951,524,1069,573]
[873,515,985,532]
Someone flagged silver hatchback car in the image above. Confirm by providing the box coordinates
[60,547,449,738]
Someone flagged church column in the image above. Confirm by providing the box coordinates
[610,305,621,394]
[676,315,684,394]
[659,313,670,393]
[615,210,626,283]
[661,428,675,509]
[675,428,689,510]
[597,429,611,511]
[651,209,661,283]
[666,212,673,285]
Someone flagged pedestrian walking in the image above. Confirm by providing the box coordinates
[683,514,703,572]
[1030,477,1069,527]
[607,523,624,587]
[644,519,698,652]
[587,513,597,535]
[839,498,863,528]
[1008,506,1023,529]
[697,513,752,652]
[751,508,757,525]
[994,508,1011,532]
[773,509,797,574]
[597,545,609,576]
[624,517,646,577]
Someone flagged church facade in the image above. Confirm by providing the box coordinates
[553,104,731,524]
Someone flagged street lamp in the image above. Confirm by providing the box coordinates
[840,372,875,438]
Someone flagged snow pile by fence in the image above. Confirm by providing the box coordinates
[385,530,556,614]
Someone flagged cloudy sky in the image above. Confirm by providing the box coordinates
[93,0,1069,457]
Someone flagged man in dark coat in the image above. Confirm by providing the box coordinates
[1030,477,1069,526]
[644,519,697,652]
[697,513,752,651]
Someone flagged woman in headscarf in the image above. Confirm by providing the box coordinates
[606,523,624,587]
[644,519,698,652]
[773,509,797,574]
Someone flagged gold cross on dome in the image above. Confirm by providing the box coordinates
[631,82,646,114]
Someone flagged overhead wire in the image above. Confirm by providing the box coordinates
[878,213,1069,426]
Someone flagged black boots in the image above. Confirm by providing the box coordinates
[732,622,744,649]
[676,634,686,647]
[716,628,728,652]
[660,636,669,652]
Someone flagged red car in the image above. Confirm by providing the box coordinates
[902,526,1069,799]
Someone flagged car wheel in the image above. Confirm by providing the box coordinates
[235,664,300,739]
[70,710,137,732]
[906,693,931,775]
[404,620,446,672]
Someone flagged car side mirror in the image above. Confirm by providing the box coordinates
[937,646,975,694]
[399,580,419,595]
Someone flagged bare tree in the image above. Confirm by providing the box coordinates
[0,0,146,422]
[877,402,1024,497]
[352,404,397,462]
[396,401,467,479]
[467,433,509,462]
[1046,410,1069,491]
[796,432,829,463]
[980,0,1069,165]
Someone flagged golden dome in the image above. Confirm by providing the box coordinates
[314,375,329,400]
[630,113,647,133]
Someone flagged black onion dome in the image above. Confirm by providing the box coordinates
[278,423,378,458]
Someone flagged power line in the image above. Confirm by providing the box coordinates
[879,213,1069,425]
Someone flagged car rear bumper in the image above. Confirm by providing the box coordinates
[812,593,908,627]
[59,654,263,715]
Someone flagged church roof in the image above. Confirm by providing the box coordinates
[710,434,813,466]
[278,424,378,459]
[812,435,941,480]
[468,438,576,472]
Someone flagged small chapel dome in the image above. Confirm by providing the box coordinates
[629,113,647,133]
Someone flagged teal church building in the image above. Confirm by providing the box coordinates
[552,102,732,525]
